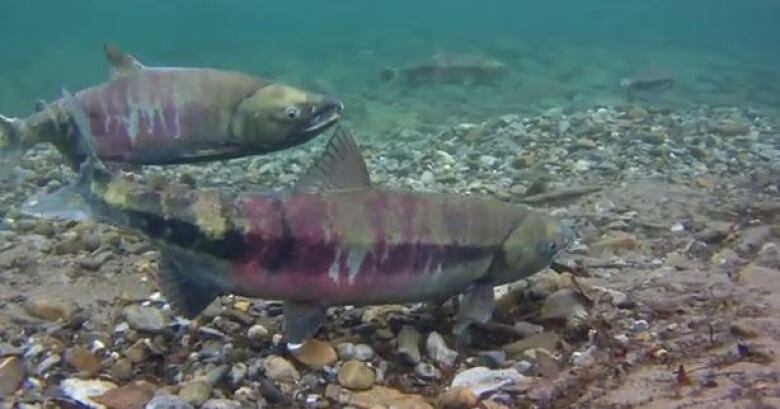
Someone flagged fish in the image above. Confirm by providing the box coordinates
[23,89,574,346]
[0,44,343,174]
[380,52,507,87]
[619,66,674,102]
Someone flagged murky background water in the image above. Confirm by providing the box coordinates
[2,0,779,135]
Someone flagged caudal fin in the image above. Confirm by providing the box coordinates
[18,88,108,222]
[0,114,23,179]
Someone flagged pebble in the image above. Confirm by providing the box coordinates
[262,355,299,382]
[414,362,440,380]
[228,363,247,387]
[247,324,270,344]
[730,321,760,339]
[397,325,422,365]
[425,331,457,369]
[324,384,433,409]
[477,350,507,369]
[59,378,118,408]
[502,332,560,359]
[0,356,26,395]
[513,360,534,374]
[292,339,337,369]
[178,379,211,407]
[110,358,134,382]
[632,319,650,332]
[36,353,61,375]
[201,400,242,409]
[513,321,544,338]
[755,242,779,269]
[437,387,478,409]
[337,360,375,391]
[65,345,101,377]
[337,343,356,360]
[353,344,376,362]
[450,367,526,398]
[91,382,155,409]
[23,296,71,321]
[420,170,435,184]
[145,395,194,409]
[540,289,589,326]
[123,304,169,333]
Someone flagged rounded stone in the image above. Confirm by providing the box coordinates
[337,360,375,391]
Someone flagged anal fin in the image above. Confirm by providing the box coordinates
[453,282,495,346]
[19,186,92,222]
[283,301,327,346]
[158,248,224,319]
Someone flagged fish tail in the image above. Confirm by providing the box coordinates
[17,88,109,222]
[380,66,397,82]
[0,114,24,179]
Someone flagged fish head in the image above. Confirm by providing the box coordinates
[496,213,576,284]
[231,83,343,151]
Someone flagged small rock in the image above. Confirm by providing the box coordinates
[228,363,247,387]
[23,296,71,321]
[65,345,101,377]
[262,356,299,382]
[425,331,457,369]
[0,356,26,396]
[124,342,149,364]
[414,362,440,380]
[570,345,599,367]
[338,360,375,391]
[755,242,779,269]
[292,339,337,369]
[201,399,242,409]
[730,321,760,339]
[60,378,118,408]
[512,321,544,338]
[397,325,421,365]
[324,384,433,409]
[477,350,506,369]
[708,119,750,136]
[513,360,533,374]
[178,379,211,407]
[540,289,589,325]
[93,381,155,409]
[123,305,169,333]
[591,232,638,253]
[337,343,356,360]
[247,324,269,344]
[144,395,194,409]
[502,332,560,359]
[353,344,375,362]
[110,358,134,382]
[451,367,526,398]
[420,171,435,185]
[437,387,478,409]
[632,319,650,332]
[36,353,61,375]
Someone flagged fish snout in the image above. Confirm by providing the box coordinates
[303,97,344,134]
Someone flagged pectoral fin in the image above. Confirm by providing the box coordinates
[19,186,92,222]
[283,301,327,345]
[157,248,224,319]
[453,282,495,345]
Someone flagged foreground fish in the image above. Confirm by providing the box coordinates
[0,44,343,172]
[380,52,507,86]
[25,90,573,345]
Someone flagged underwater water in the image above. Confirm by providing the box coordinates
[1,1,780,408]
[1,0,780,135]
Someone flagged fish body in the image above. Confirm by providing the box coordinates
[381,52,507,86]
[619,67,674,102]
[24,94,573,344]
[0,44,342,170]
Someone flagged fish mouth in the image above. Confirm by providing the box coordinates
[302,99,344,134]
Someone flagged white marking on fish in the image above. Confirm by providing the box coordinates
[346,247,368,285]
[327,248,342,286]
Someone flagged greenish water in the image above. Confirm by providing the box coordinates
[2,0,779,135]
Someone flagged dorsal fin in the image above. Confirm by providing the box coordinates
[103,43,145,79]
[294,126,371,193]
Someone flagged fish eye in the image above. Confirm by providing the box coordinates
[284,106,301,119]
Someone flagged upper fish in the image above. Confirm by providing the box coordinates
[23,89,574,347]
[0,44,343,172]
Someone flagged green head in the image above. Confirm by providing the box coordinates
[492,212,575,285]
[230,83,343,152]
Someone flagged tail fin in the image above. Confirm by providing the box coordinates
[0,114,23,179]
[18,88,107,222]
[379,66,397,82]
